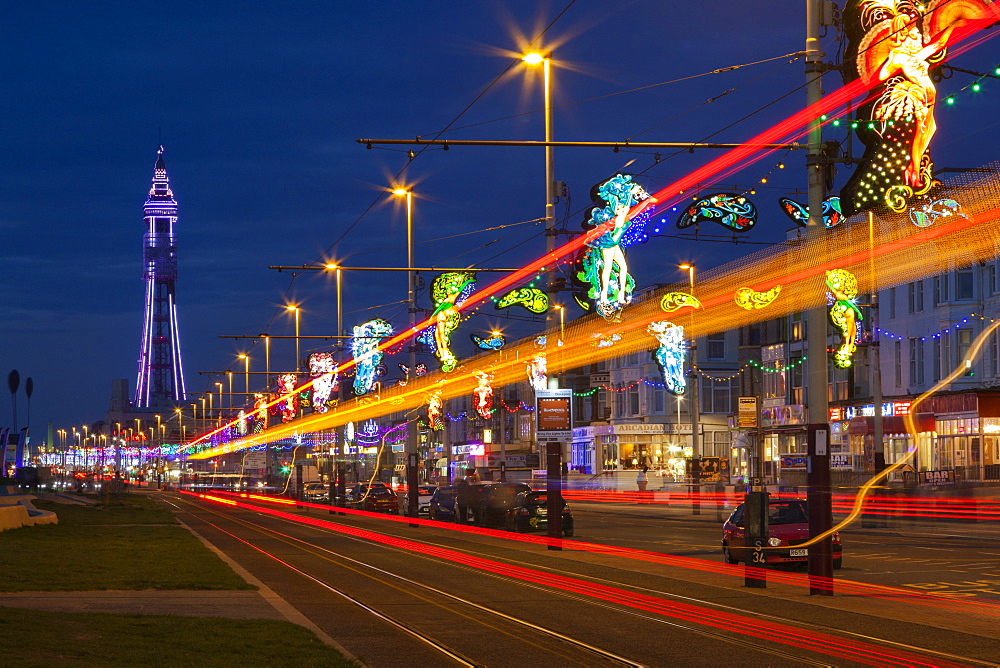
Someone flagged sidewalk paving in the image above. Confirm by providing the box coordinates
[0,590,285,619]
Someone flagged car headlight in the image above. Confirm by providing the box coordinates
[768,537,782,547]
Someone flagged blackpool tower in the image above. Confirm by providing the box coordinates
[135,146,187,407]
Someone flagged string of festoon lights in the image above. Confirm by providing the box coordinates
[875,312,997,342]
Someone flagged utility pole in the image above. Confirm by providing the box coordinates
[805,0,834,596]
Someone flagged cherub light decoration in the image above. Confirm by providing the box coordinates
[427,391,444,431]
[826,269,864,368]
[275,373,298,423]
[576,174,658,320]
[841,0,999,214]
[647,321,687,396]
[527,354,548,392]
[430,271,477,372]
[252,393,268,433]
[307,352,338,413]
[352,318,393,395]
[473,371,494,419]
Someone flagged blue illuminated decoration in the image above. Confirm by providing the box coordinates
[575,173,658,320]
[430,271,477,372]
[307,352,338,414]
[908,197,967,227]
[526,355,547,391]
[495,287,547,314]
[471,332,505,350]
[647,320,687,396]
[351,318,393,395]
[778,196,843,228]
[676,193,757,232]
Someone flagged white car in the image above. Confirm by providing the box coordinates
[302,482,329,503]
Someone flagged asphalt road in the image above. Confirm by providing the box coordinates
[159,491,1000,667]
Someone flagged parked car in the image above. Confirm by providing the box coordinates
[479,482,532,528]
[721,498,842,568]
[428,485,458,521]
[505,490,574,537]
[302,482,330,503]
[409,485,437,515]
[344,483,398,514]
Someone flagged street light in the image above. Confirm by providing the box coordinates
[238,353,251,399]
[262,335,271,390]
[522,50,555,331]
[286,305,301,373]
[678,263,701,514]
[226,371,233,411]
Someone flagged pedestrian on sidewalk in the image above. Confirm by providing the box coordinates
[637,465,649,492]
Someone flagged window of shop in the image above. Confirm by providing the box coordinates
[908,281,923,313]
[894,341,902,386]
[934,274,949,305]
[830,367,849,401]
[991,332,999,377]
[990,263,998,294]
[790,312,804,340]
[888,288,896,319]
[791,356,804,404]
[955,268,975,300]
[707,332,726,360]
[652,385,664,414]
[763,364,786,403]
[701,376,737,414]
[957,329,973,376]
[628,383,640,415]
[933,339,942,381]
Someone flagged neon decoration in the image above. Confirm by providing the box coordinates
[473,371,494,419]
[841,0,997,215]
[236,410,247,436]
[734,285,782,310]
[352,318,393,395]
[647,321,687,396]
[908,197,967,227]
[592,332,621,348]
[526,355,547,392]
[676,193,757,232]
[307,352,338,413]
[495,287,548,314]
[275,374,298,423]
[576,174,658,320]
[826,269,864,369]
[430,271,477,372]
[427,391,444,431]
[778,196,843,228]
[659,292,701,313]
[471,332,505,350]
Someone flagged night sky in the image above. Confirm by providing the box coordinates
[3,1,999,438]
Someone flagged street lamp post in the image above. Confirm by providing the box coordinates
[286,305,301,373]
[238,354,251,399]
[226,371,233,411]
[263,335,271,390]
[679,263,701,515]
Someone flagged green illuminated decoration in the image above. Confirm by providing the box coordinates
[430,271,477,372]
[495,286,548,314]
[826,269,863,368]
[841,0,999,215]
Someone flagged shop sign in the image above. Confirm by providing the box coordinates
[831,454,853,469]
[829,407,843,421]
[663,423,693,434]
[918,469,955,485]
[453,443,485,456]
[573,426,595,440]
[738,396,757,428]
[612,423,664,434]
[762,405,805,427]
[243,452,266,468]
[536,389,573,441]
[779,453,808,469]
[486,454,540,469]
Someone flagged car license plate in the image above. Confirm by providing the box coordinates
[789,548,808,557]
[536,507,547,515]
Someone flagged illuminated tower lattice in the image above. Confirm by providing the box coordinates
[135,147,187,407]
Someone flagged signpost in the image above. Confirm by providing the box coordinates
[738,396,758,428]
[807,424,833,595]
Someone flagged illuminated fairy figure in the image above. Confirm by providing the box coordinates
[351,318,393,395]
[842,0,998,214]
[275,373,298,423]
[429,271,477,372]
[252,393,268,433]
[826,269,864,369]
[307,352,338,413]
[473,371,494,419]
[647,321,687,396]
[426,391,444,431]
[577,174,658,319]
[526,354,547,392]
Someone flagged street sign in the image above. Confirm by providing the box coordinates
[738,396,758,428]
[536,389,573,441]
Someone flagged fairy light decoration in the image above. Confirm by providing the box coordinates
[427,391,444,431]
[429,271,477,372]
[908,197,967,227]
[840,0,998,215]
[274,373,298,423]
[660,292,701,313]
[734,285,782,310]
[495,287,548,314]
[352,318,393,395]
[575,173,658,320]
[826,269,864,368]
[307,352,339,414]
[676,193,757,232]
[473,371,494,419]
[647,321,687,396]
[252,393,268,433]
[778,196,843,228]
[526,354,548,391]
[471,332,505,350]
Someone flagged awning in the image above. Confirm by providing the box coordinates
[847,413,934,435]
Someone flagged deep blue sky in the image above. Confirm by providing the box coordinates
[3,1,999,439]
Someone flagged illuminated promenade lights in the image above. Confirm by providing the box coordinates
[238,354,251,398]
[285,305,301,372]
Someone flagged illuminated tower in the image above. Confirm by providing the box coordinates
[135,146,187,407]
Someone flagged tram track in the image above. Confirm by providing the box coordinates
[167,491,996,666]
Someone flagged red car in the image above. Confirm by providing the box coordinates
[722,498,842,569]
[346,483,399,514]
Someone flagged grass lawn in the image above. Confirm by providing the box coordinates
[0,495,252,591]
[0,607,358,667]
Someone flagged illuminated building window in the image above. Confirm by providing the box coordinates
[791,357,804,405]
[790,312,804,341]
[909,339,925,385]
[957,329,974,377]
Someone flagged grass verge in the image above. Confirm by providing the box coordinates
[0,607,358,667]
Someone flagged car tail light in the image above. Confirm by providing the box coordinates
[832,531,841,543]
[517,508,530,516]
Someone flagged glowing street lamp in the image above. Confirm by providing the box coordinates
[238,353,251,398]
[678,262,701,513]
[286,305,301,372]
